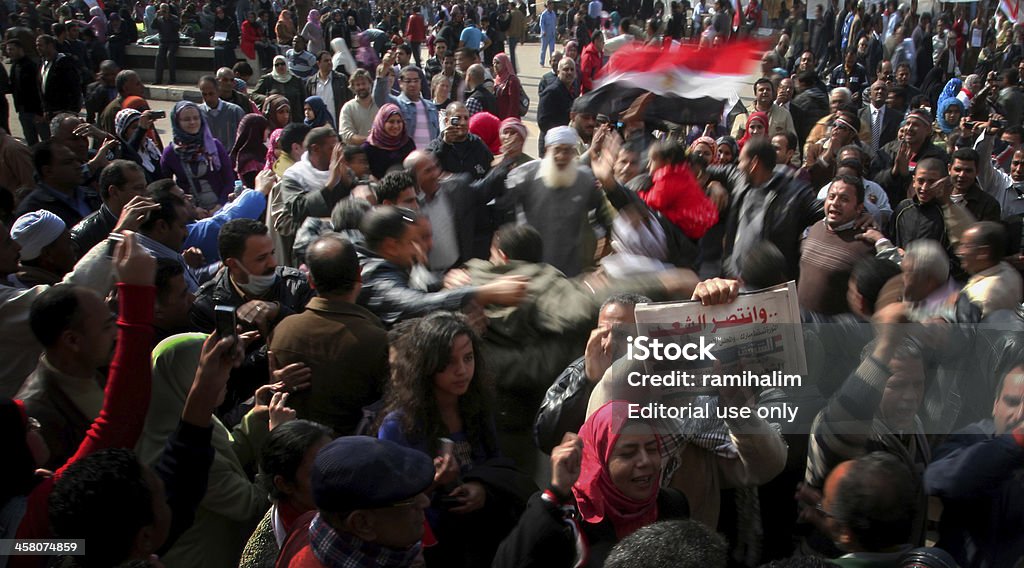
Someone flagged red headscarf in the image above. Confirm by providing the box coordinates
[572,400,661,539]
[688,136,717,161]
[469,112,501,154]
[738,111,769,150]
[493,52,516,89]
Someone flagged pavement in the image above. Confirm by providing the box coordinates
[5,42,757,151]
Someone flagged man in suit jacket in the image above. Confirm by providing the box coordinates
[405,150,514,268]
[537,58,577,155]
[35,34,82,120]
[305,50,354,127]
[859,79,901,154]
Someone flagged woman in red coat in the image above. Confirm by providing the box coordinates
[241,11,271,72]
[492,52,524,120]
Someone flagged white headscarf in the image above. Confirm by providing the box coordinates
[330,37,357,75]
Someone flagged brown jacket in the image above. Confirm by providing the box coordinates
[16,355,104,471]
[269,297,389,436]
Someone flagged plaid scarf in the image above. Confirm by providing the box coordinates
[309,513,422,568]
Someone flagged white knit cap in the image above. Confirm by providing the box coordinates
[544,125,579,148]
[10,210,66,261]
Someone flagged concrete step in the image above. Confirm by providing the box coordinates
[146,84,203,103]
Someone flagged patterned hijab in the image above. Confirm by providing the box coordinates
[265,128,284,170]
[171,100,221,169]
[114,108,142,140]
[115,108,162,171]
[123,95,162,148]
[367,104,410,151]
[689,136,717,161]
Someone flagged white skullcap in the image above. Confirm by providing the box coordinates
[544,126,579,148]
[10,210,66,261]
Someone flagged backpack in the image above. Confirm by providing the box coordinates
[518,86,530,116]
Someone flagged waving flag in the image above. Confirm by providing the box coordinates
[1000,0,1020,23]
[575,41,763,125]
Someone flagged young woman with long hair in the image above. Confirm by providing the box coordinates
[379,312,529,567]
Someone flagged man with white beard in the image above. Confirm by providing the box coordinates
[501,126,614,277]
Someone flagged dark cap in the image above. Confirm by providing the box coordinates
[312,436,434,513]
[570,97,594,115]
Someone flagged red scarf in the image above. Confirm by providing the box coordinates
[572,401,660,539]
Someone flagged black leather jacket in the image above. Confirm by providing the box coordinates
[70,204,118,257]
[190,265,315,333]
[713,165,824,281]
[355,247,476,329]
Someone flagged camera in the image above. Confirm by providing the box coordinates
[992,119,1005,129]
[450,116,461,126]
[150,110,166,119]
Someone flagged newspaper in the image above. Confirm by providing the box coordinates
[632,281,807,397]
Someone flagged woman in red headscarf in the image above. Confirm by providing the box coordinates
[492,52,524,120]
[737,111,769,150]
[493,400,689,568]
[469,112,502,154]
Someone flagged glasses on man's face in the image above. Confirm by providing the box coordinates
[401,77,420,84]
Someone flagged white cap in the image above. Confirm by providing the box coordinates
[544,125,579,148]
[10,210,65,261]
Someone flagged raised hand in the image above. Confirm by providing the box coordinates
[113,231,156,287]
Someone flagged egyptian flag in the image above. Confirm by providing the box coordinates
[574,41,763,126]
[1000,0,1020,23]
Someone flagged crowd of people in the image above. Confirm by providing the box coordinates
[1,0,1024,567]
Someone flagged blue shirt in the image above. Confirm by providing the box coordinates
[136,232,201,292]
[841,13,854,51]
[540,9,557,36]
[184,188,268,262]
[40,184,94,220]
[459,24,482,50]
[588,0,602,19]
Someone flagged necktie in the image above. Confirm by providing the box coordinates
[872,108,882,152]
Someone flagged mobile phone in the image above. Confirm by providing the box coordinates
[964,121,976,130]
[214,305,237,341]
[150,110,167,119]
[439,437,455,456]
[596,114,610,125]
